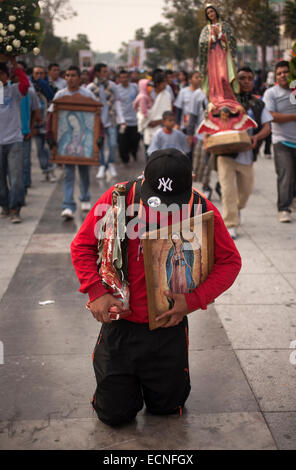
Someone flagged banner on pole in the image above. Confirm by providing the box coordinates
[128,41,146,69]
[79,50,94,71]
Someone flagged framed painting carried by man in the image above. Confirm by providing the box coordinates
[50,93,102,166]
[143,211,214,330]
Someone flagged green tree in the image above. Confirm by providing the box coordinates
[66,34,91,65]
[144,23,175,69]
[247,0,279,74]
[40,33,92,65]
[40,32,63,62]
[118,41,129,64]
[135,28,146,41]
[39,0,77,34]
[164,0,202,65]
[283,0,296,39]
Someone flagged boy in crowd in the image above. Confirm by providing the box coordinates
[147,111,190,157]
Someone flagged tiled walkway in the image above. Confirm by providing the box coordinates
[0,148,295,450]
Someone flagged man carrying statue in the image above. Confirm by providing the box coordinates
[198,2,272,240]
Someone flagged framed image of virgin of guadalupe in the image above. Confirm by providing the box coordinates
[142,211,214,330]
[50,93,102,166]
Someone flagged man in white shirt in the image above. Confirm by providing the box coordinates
[48,63,66,93]
[47,66,98,220]
[88,63,125,179]
[263,60,296,223]
[0,57,30,224]
[116,70,139,164]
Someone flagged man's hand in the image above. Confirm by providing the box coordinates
[250,134,259,149]
[155,290,189,328]
[88,293,124,323]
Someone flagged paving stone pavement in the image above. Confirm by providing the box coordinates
[0,146,295,450]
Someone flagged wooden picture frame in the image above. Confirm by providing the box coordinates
[142,211,214,330]
[50,93,102,166]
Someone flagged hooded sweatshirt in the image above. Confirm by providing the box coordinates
[133,79,153,117]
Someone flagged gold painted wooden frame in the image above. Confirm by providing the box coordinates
[50,93,102,166]
[143,211,214,330]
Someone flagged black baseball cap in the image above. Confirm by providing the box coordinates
[140,149,192,210]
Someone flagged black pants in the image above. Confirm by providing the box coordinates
[92,317,191,426]
[118,126,140,163]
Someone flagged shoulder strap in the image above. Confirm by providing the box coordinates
[192,189,207,216]
[121,177,143,281]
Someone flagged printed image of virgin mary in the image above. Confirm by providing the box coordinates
[166,232,196,295]
[58,111,93,158]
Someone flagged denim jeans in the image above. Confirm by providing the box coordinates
[63,164,90,212]
[273,142,296,212]
[34,134,53,173]
[0,142,25,210]
[23,138,32,191]
[100,126,117,167]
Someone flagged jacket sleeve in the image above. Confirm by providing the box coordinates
[184,200,242,311]
[71,187,116,302]
[37,78,55,101]
[14,67,30,96]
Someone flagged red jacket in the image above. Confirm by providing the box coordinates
[14,67,30,96]
[71,185,242,323]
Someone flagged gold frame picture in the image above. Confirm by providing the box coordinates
[50,93,102,166]
[143,211,214,330]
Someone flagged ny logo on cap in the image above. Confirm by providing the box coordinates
[158,177,173,192]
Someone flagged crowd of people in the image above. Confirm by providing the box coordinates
[0,57,295,237]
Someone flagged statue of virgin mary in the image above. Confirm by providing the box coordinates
[198,2,257,135]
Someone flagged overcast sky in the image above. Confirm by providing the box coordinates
[54,0,165,53]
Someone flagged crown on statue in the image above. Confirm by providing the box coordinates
[203,1,220,11]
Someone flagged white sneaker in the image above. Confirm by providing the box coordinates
[96,165,106,179]
[61,208,74,220]
[109,163,117,178]
[48,171,57,183]
[81,202,91,212]
[228,227,237,240]
[278,211,292,223]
